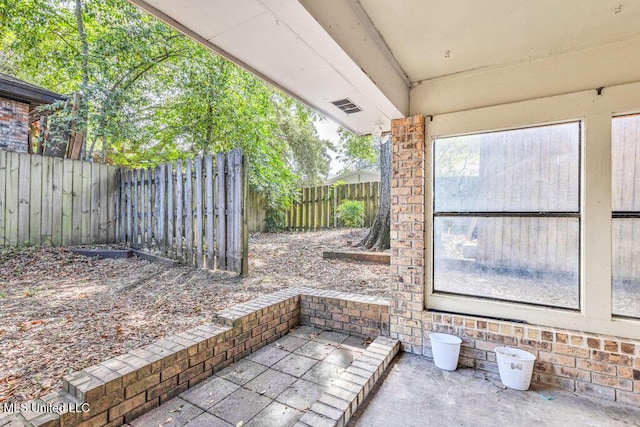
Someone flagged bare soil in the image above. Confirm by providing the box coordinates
[0,229,391,403]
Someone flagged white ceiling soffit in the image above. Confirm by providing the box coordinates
[357,0,640,83]
[129,0,408,135]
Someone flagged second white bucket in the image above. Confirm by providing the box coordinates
[429,333,462,371]
[495,347,536,390]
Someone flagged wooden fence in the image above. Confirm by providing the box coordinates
[0,151,119,246]
[285,182,379,230]
[118,150,248,275]
[247,190,267,232]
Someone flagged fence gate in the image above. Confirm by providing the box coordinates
[118,149,248,276]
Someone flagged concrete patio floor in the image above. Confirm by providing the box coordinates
[350,353,640,427]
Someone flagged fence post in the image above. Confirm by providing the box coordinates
[241,154,249,277]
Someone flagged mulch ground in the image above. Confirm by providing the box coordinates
[0,229,391,403]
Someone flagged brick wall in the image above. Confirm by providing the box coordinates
[389,115,426,355]
[423,313,640,406]
[0,98,29,152]
[299,289,390,337]
[388,113,640,405]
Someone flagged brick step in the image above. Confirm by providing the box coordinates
[296,336,401,427]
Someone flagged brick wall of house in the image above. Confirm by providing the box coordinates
[0,98,29,153]
[388,114,640,405]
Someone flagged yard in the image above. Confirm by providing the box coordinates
[0,229,391,403]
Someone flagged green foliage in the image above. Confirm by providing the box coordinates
[264,206,286,233]
[0,0,333,213]
[336,127,378,173]
[336,200,365,228]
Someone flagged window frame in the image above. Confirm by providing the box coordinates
[432,122,582,310]
[610,113,640,319]
[424,80,640,340]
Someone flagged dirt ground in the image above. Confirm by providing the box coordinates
[0,229,391,403]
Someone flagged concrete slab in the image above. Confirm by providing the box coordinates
[180,376,240,409]
[274,335,309,352]
[314,330,350,344]
[350,353,640,427]
[216,359,268,385]
[276,379,328,411]
[324,348,360,368]
[184,412,232,427]
[129,397,203,426]
[302,362,345,387]
[295,341,336,360]
[209,388,271,425]
[244,369,298,399]
[245,401,303,427]
[288,325,324,339]
[245,345,290,367]
[272,353,318,378]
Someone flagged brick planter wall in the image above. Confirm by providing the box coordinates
[0,288,390,427]
[388,113,640,406]
[0,99,29,152]
[300,289,390,337]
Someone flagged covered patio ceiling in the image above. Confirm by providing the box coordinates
[130,0,640,135]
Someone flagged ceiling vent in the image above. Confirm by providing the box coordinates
[331,98,362,114]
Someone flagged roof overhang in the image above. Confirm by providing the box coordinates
[129,0,409,135]
[0,74,65,108]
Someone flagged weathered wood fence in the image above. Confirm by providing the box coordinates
[0,151,119,246]
[285,182,379,230]
[118,150,248,275]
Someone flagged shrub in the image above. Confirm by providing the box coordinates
[337,199,365,227]
[265,206,286,232]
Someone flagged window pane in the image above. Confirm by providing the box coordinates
[433,216,579,309]
[612,115,640,212]
[434,123,580,212]
[612,220,640,318]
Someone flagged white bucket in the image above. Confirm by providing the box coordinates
[495,347,536,390]
[429,333,462,371]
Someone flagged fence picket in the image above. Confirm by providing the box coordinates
[52,158,64,245]
[185,159,194,265]
[29,155,41,245]
[0,151,6,245]
[194,155,203,268]
[167,163,174,258]
[175,161,183,261]
[216,153,227,270]
[205,154,214,269]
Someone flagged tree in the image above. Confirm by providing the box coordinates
[336,127,378,173]
[0,0,333,218]
[356,134,390,251]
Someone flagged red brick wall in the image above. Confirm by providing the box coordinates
[0,98,29,152]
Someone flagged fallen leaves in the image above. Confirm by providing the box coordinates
[0,229,390,403]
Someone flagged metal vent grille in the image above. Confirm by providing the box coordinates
[331,98,362,114]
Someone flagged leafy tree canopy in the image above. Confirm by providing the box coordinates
[0,0,332,211]
[335,127,378,174]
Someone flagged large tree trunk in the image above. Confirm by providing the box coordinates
[356,135,390,251]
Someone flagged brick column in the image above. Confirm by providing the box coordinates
[389,115,426,354]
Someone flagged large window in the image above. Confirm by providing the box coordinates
[432,123,581,309]
[612,115,640,319]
